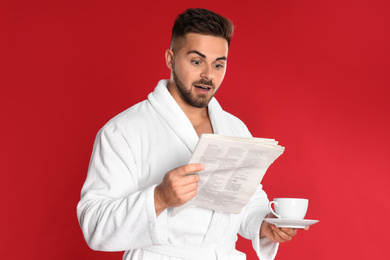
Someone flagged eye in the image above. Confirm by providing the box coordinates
[192,60,201,66]
[214,63,224,69]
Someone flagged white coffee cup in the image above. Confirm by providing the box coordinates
[268,198,308,219]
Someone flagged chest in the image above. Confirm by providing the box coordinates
[191,115,214,137]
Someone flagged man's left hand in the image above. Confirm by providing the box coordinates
[260,213,309,243]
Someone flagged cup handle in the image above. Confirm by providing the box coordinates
[268,201,281,218]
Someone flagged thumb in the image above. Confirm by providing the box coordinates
[175,163,205,177]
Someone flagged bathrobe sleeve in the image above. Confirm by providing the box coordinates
[238,185,279,260]
[77,124,168,251]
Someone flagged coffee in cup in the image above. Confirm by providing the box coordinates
[268,198,308,219]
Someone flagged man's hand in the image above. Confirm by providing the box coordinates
[260,213,309,243]
[154,164,204,216]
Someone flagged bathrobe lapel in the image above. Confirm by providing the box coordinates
[207,97,230,136]
[148,80,232,153]
[148,80,199,153]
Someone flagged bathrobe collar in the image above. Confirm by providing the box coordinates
[148,80,229,153]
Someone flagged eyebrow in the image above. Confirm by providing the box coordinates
[187,50,227,61]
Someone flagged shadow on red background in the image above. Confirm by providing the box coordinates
[1,0,389,259]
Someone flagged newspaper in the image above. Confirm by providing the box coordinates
[172,134,285,216]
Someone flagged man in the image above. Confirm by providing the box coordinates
[77,8,305,260]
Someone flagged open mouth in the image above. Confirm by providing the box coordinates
[195,85,211,91]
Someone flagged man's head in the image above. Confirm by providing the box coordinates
[166,8,234,109]
[170,8,234,52]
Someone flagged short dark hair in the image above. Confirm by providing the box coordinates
[171,8,234,48]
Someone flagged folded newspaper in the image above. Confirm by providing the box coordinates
[172,134,285,216]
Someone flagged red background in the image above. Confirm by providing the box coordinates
[1,0,389,259]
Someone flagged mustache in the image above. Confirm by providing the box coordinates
[193,79,214,88]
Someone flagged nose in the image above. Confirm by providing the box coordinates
[200,64,214,80]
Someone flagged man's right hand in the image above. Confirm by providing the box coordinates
[154,164,204,216]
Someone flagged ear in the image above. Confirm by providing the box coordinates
[165,49,174,70]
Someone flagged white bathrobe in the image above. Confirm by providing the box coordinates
[77,80,278,260]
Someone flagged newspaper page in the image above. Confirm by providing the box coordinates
[172,134,284,216]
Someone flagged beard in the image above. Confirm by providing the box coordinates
[172,69,217,109]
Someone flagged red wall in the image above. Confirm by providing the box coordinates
[2,0,389,259]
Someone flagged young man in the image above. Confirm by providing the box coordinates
[77,8,303,260]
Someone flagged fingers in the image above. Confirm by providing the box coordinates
[168,164,203,189]
[155,164,204,211]
[281,227,297,237]
[271,225,297,242]
[171,163,205,178]
[168,174,199,204]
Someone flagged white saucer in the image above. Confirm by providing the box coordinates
[264,218,319,228]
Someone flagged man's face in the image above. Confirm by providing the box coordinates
[167,33,229,108]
